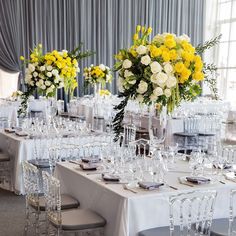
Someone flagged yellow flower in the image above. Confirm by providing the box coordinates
[63,52,68,58]
[181,68,191,80]
[133,33,139,41]
[174,62,185,73]
[169,49,177,60]
[164,39,176,49]
[195,61,203,71]
[61,69,67,75]
[66,72,71,78]
[149,45,162,58]
[182,51,194,62]
[72,59,78,66]
[162,51,170,62]
[71,71,76,77]
[30,54,36,59]
[193,71,204,81]
[147,27,152,34]
[57,56,63,62]
[46,60,52,65]
[136,25,141,32]
[115,53,123,60]
[165,34,175,41]
[20,56,25,61]
[50,55,56,62]
[38,44,42,48]
[56,62,62,68]
[142,26,146,33]
[184,61,190,68]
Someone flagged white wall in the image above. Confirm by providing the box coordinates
[0,69,19,98]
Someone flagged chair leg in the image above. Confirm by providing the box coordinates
[35,209,40,235]
[24,201,30,236]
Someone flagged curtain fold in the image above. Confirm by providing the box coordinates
[0,0,205,97]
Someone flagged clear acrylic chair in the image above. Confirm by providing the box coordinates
[129,138,152,158]
[42,171,106,236]
[210,189,236,236]
[22,160,79,235]
[120,124,137,147]
[139,190,217,236]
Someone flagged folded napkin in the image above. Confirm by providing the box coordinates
[15,131,29,137]
[79,163,97,171]
[224,172,236,182]
[186,176,210,184]
[4,128,15,133]
[102,173,120,182]
[138,181,164,190]
[81,156,101,163]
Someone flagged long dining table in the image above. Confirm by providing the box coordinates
[55,160,236,236]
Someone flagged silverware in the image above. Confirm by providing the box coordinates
[104,182,128,185]
[219,180,226,184]
[166,184,178,190]
[123,185,138,194]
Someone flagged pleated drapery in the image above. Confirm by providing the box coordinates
[0,0,205,97]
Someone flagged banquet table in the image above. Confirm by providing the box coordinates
[0,130,106,194]
[55,161,236,236]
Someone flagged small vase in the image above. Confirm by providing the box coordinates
[148,104,167,146]
[93,83,101,98]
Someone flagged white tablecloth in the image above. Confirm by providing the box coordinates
[0,131,105,194]
[55,162,235,236]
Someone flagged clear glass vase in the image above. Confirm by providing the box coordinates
[93,83,101,98]
[148,104,167,147]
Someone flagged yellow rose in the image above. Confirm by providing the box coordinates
[184,61,190,68]
[72,59,78,66]
[195,61,203,71]
[181,68,191,79]
[182,51,194,62]
[66,72,71,78]
[164,39,176,49]
[193,71,204,81]
[20,56,25,61]
[150,45,162,58]
[141,26,146,33]
[133,33,139,41]
[56,62,62,68]
[30,54,35,59]
[50,56,56,62]
[115,53,123,60]
[169,49,177,60]
[46,60,52,65]
[174,62,185,73]
[62,52,68,58]
[71,71,76,77]
[162,51,170,62]
[165,34,175,41]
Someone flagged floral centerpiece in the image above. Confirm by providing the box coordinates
[113,25,221,140]
[19,44,93,115]
[83,64,112,96]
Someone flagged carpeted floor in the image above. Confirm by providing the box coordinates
[0,188,25,236]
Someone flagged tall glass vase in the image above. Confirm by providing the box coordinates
[93,83,101,98]
[148,104,167,147]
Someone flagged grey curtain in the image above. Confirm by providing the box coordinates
[0,0,205,96]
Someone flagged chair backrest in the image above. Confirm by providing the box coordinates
[48,144,81,173]
[22,160,40,201]
[42,171,62,225]
[169,190,217,235]
[129,138,151,158]
[183,116,200,134]
[122,124,136,147]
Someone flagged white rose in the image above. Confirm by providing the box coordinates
[153,87,163,97]
[136,94,144,103]
[30,81,34,86]
[141,55,151,65]
[52,69,58,75]
[46,72,52,77]
[40,66,45,71]
[136,45,147,55]
[50,84,55,89]
[151,74,158,84]
[164,88,171,97]
[36,81,40,87]
[123,59,132,69]
[163,63,173,74]
[150,93,157,102]
[47,65,53,71]
[33,72,38,77]
[54,77,59,83]
[152,34,165,43]
[99,64,106,71]
[62,49,68,53]
[124,70,133,78]
[166,76,177,88]
[137,80,148,94]
[26,74,32,79]
[45,80,51,86]
[39,79,44,85]
[156,72,168,87]
[150,61,162,73]
[179,34,190,42]
[28,64,35,72]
